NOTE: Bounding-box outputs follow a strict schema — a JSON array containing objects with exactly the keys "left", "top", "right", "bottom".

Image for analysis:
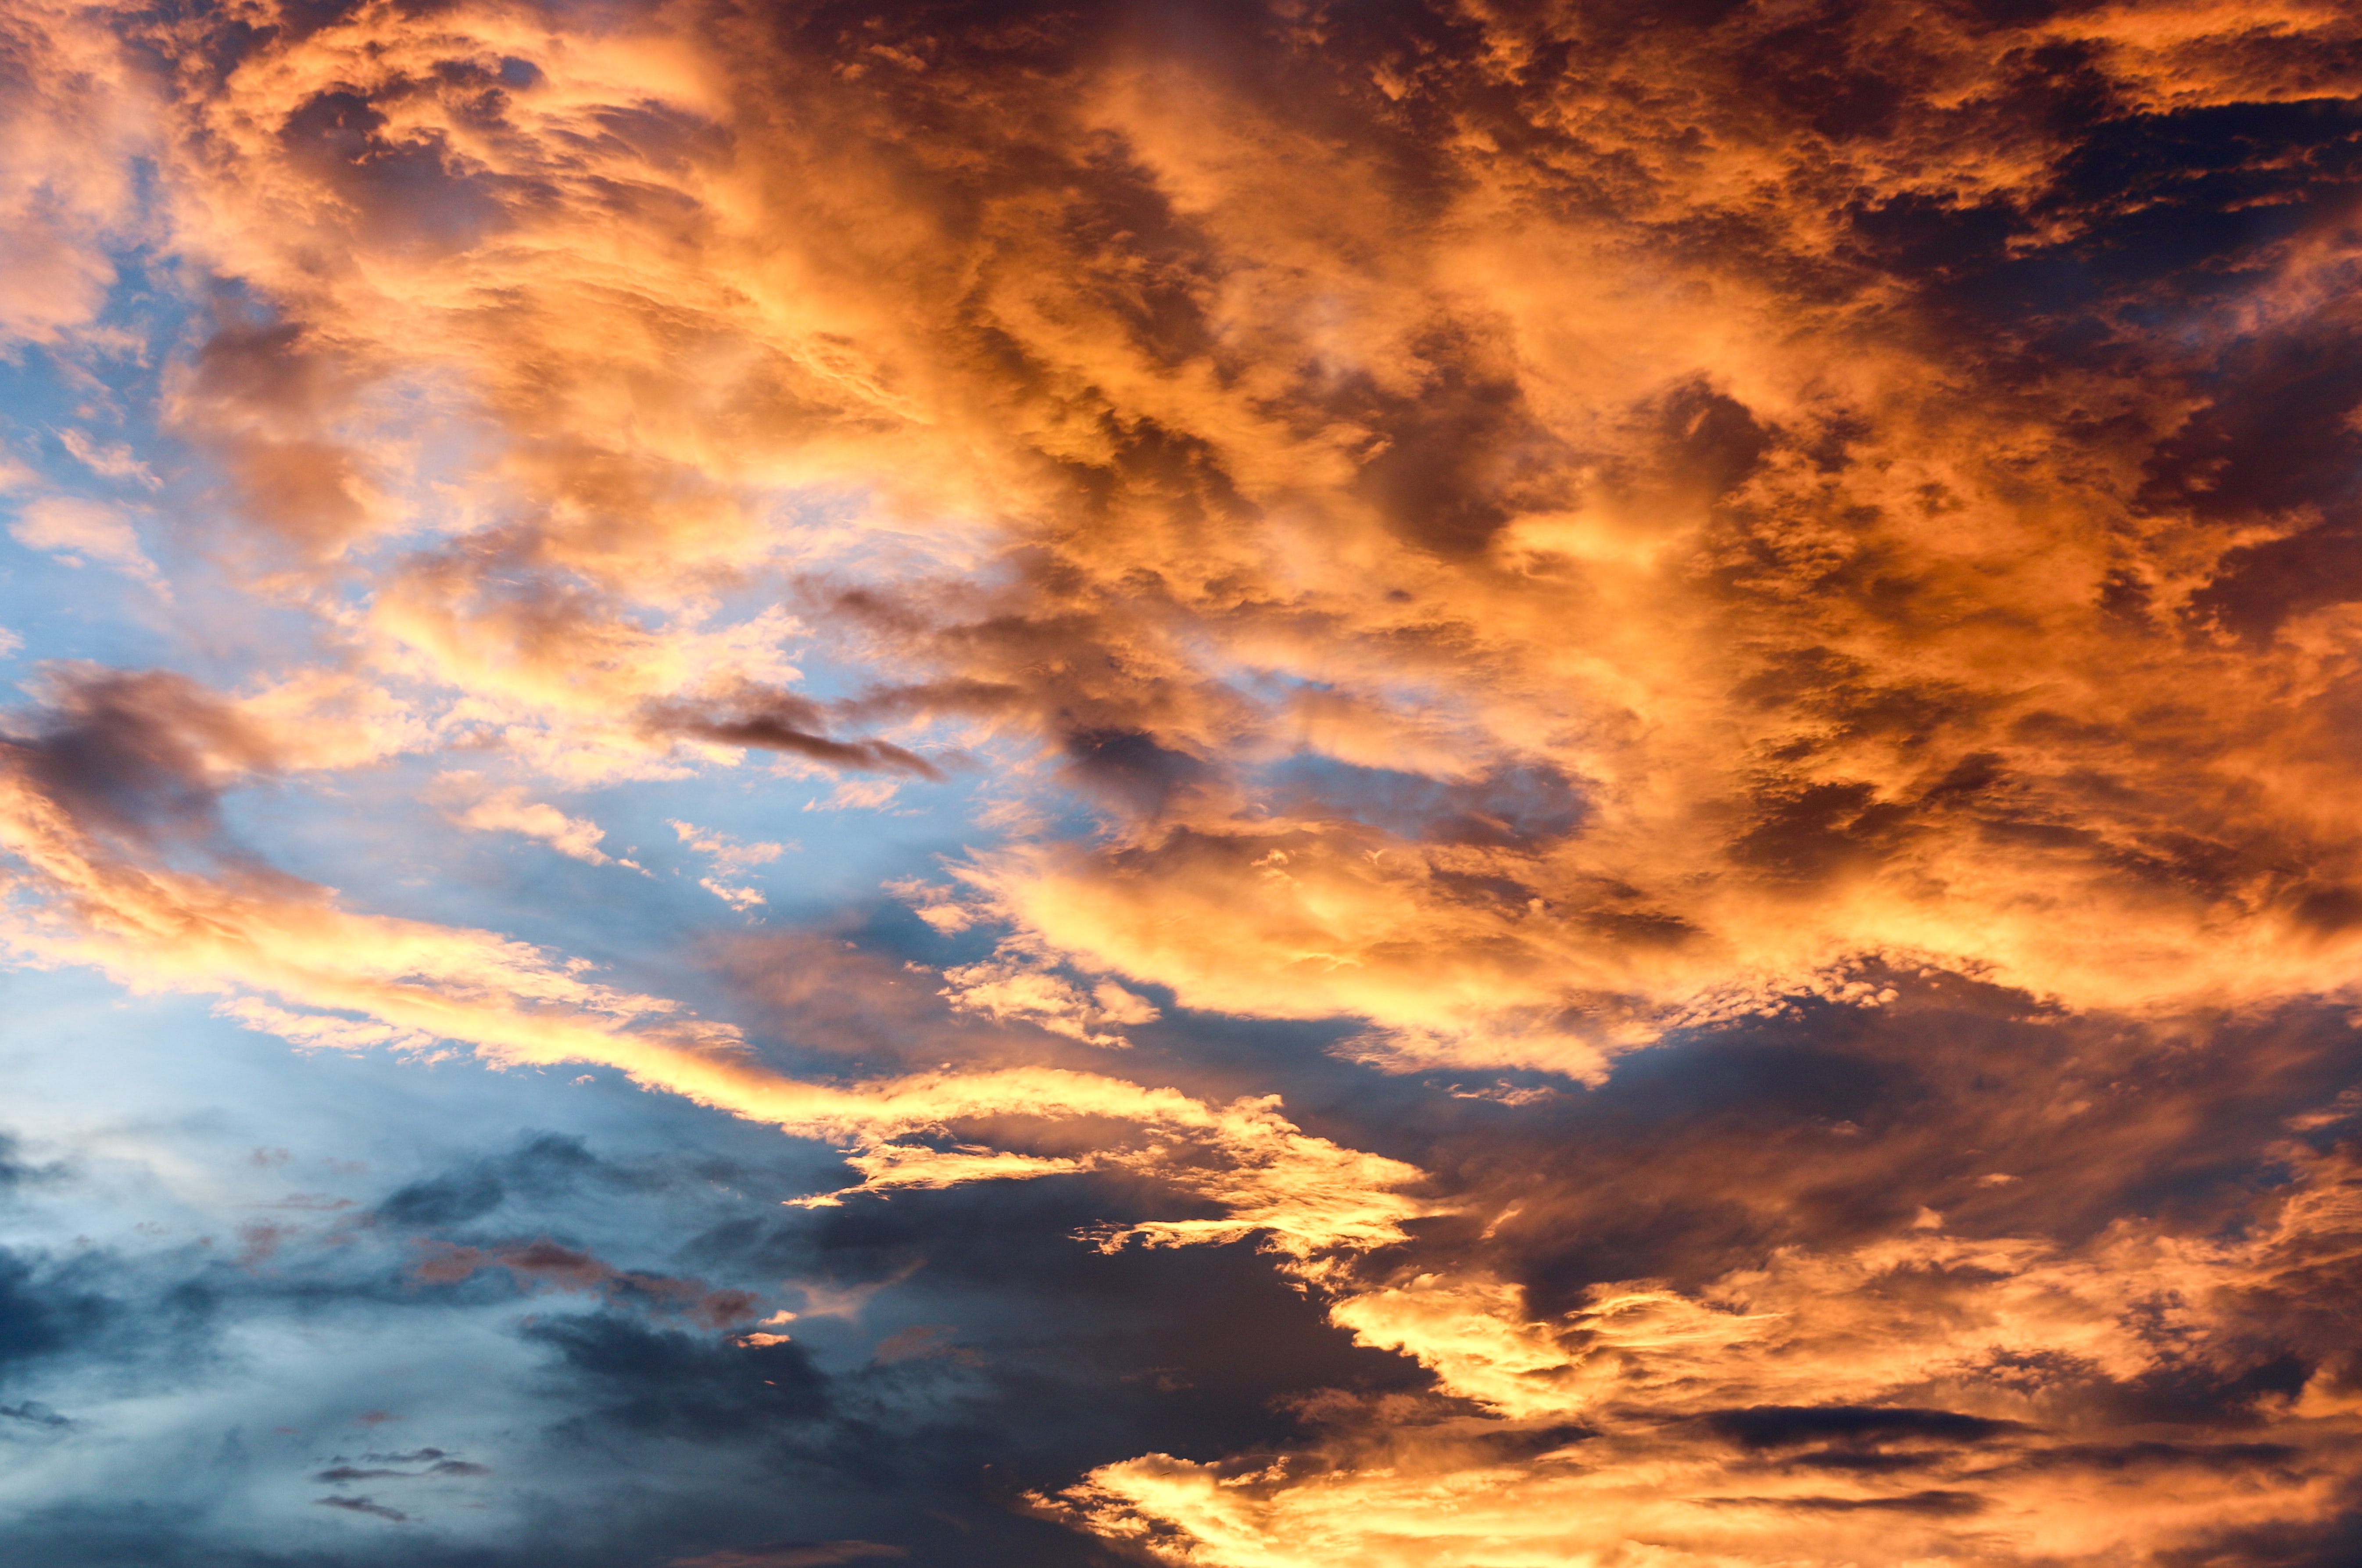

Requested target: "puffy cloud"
[{"left": 79, "top": 0, "right": 2355, "bottom": 1063}]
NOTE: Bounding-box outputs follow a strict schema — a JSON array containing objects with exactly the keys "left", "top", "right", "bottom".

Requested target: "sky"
[{"left": 2, "top": 1, "right": 2362, "bottom": 1564}]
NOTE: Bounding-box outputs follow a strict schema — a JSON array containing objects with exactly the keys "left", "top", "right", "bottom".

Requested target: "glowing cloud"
[{"left": 5, "top": 0, "right": 2362, "bottom": 1562}]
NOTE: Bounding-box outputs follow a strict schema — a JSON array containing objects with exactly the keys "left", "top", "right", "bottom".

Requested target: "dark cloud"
[
  {"left": 1, "top": 668, "right": 274, "bottom": 848},
  {"left": 2159, "top": 1504, "right": 2362, "bottom": 1568},
  {"left": 317, "top": 1493, "right": 409, "bottom": 1521},
  {"left": 1704, "top": 1489, "right": 1990, "bottom": 1516},
  {"left": 1997, "top": 1440, "right": 2301, "bottom": 1476},
  {"left": 0, "top": 1128, "right": 1177, "bottom": 1564},
  {"left": 1703, "top": 1405, "right": 2023, "bottom": 1451},
  {"left": 375, "top": 1132, "right": 625, "bottom": 1228},
  {"left": 0, "top": 1398, "right": 69, "bottom": 1427},
  {"left": 0, "top": 1132, "right": 61, "bottom": 1193},
  {"left": 0, "top": 1247, "right": 113, "bottom": 1369},
  {"left": 525, "top": 1313, "right": 829, "bottom": 1440},
  {"left": 1060, "top": 728, "right": 1207, "bottom": 818},
  {"left": 315, "top": 1458, "right": 490, "bottom": 1481},
  {"left": 1385, "top": 979, "right": 2362, "bottom": 1302},
  {"left": 666, "top": 1545, "right": 905, "bottom": 1568},
  {"left": 642, "top": 693, "right": 947, "bottom": 779}
]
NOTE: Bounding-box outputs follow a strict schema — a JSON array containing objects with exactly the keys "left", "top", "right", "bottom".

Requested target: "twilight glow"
[{"left": 4, "top": 2, "right": 2362, "bottom": 1564}]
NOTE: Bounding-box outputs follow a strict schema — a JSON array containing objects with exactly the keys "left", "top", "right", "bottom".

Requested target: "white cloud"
[
  {"left": 8, "top": 494, "right": 166, "bottom": 594},
  {"left": 698, "top": 876, "right": 766, "bottom": 911},
  {"left": 215, "top": 997, "right": 441, "bottom": 1056},
  {"left": 883, "top": 877, "right": 976, "bottom": 934},
  {"left": 58, "top": 429, "right": 160, "bottom": 488},
  {"left": 803, "top": 777, "right": 902, "bottom": 812},
  {"left": 432, "top": 771, "right": 634, "bottom": 867},
  {"left": 671, "top": 819, "right": 791, "bottom": 909}
]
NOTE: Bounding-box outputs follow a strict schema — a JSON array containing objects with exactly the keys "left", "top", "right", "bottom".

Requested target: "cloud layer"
[{"left": 4, "top": 0, "right": 2362, "bottom": 1563}]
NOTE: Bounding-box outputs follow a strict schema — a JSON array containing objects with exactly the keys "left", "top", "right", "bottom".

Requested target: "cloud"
[
  {"left": 315, "top": 1495, "right": 406, "bottom": 1522},
  {"left": 523, "top": 1313, "right": 830, "bottom": 1439},
  {"left": 217, "top": 998, "right": 440, "bottom": 1056},
  {"left": 667, "top": 1544, "right": 905, "bottom": 1568},
  {"left": 410, "top": 1235, "right": 761, "bottom": 1329},
  {"left": 803, "top": 778, "right": 902, "bottom": 813},
  {"left": 7, "top": 496, "right": 166, "bottom": 593},
  {"left": 6, "top": 0, "right": 2362, "bottom": 1562},
  {"left": 939, "top": 947, "right": 1160, "bottom": 1048},
  {"left": 0, "top": 1400, "right": 69, "bottom": 1427},
  {"left": 313, "top": 1458, "right": 490, "bottom": 1482},
  {"left": 0, "top": 665, "right": 1439, "bottom": 1282},
  {"left": 57, "top": 430, "right": 160, "bottom": 490},
  {"left": 1701, "top": 1405, "right": 2026, "bottom": 1451},
  {"left": 671, "top": 819, "right": 788, "bottom": 909},
  {"left": 435, "top": 770, "right": 629, "bottom": 866},
  {"left": 669, "top": 820, "right": 789, "bottom": 877},
  {"left": 869, "top": 1324, "right": 979, "bottom": 1367},
  {"left": 0, "top": 0, "right": 150, "bottom": 346},
  {"left": 1041, "top": 999, "right": 2362, "bottom": 1563}
]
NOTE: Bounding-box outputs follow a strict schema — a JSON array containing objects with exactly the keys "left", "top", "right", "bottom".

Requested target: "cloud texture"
[{"left": 5, "top": 0, "right": 2362, "bottom": 1562}]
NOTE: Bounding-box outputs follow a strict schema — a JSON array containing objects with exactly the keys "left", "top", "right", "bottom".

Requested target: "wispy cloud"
[
  {"left": 8, "top": 495, "right": 166, "bottom": 594},
  {"left": 669, "top": 819, "right": 790, "bottom": 909}
]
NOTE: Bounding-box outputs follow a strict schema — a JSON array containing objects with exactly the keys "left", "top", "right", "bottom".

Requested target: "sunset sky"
[{"left": 4, "top": 2, "right": 2362, "bottom": 1564}]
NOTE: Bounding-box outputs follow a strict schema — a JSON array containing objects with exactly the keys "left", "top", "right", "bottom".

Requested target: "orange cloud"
[
  {"left": 11, "top": 0, "right": 2362, "bottom": 1560},
  {"left": 1052, "top": 1140, "right": 2362, "bottom": 1564}
]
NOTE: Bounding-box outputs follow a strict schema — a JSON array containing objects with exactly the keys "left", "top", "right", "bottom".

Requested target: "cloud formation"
[
  {"left": 67, "top": 0, "right": 2362, "bottom": 1061},
  {"left": 5, "top": 0, "right": 2362, "bottom": 1563}
]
